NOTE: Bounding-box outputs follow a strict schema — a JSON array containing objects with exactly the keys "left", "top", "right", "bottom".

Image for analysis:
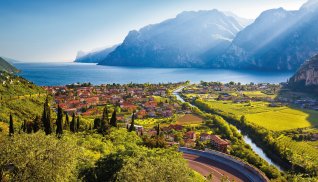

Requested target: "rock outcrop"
[{"left": 289, "top": 54, "right": 318, "bottom": 92}]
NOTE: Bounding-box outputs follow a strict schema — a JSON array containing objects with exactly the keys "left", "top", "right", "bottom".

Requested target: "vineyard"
[
  {"left": 245, "top": 109, "right": 313, "bottom": 131},
  {"left": 275, "top": 135, "right": 318, "bottom": 173},
  {"left": 193, "top": 98, "right": 317, "bottom": 131}
]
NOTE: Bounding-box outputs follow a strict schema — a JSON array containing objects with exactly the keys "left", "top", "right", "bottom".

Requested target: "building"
[
  {"left": 210, "top": 135, "right": 229, "bottom": 153},
  {"left": 184, "top": 131, "right": 196, "bottom": 141},
  {"left": 200, "top": 133, "right": 211, "bottom": 141}
]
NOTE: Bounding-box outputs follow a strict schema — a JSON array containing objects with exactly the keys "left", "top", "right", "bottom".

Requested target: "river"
[{"left": 173, "top": 87, "right": 284, "bottom": 171}]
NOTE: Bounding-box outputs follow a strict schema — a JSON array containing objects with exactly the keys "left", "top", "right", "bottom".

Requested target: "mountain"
[
  {"left": 99, "top": 10, "right": 248, "bottom": 68},
  {"left": 75, "top": 44, "right": 119, "bottom": 63},
  {"left": 2, "top": 57, "right": 20, "bottom": 64},
  {"left": 288, "top": 54, "right": 318, "bottom": 92},
  {"left": 0, "top": 57, "right": 20, "bottom": 73},
  {"left": 223, "top": 12, "right": 254, "bottom": 27},
  {"left": 215, "top": 0, "right": 318, "bottom": 70}
]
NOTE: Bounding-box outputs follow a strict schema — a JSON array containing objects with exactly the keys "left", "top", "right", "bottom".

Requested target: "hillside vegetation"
[{"left": 0, "top": 71, "right": 46, "bottom": 123}]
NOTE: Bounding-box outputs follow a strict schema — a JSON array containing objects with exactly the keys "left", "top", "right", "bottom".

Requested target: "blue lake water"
[{"left": 15, "top": 62, "right": 293, "bottom": 86}]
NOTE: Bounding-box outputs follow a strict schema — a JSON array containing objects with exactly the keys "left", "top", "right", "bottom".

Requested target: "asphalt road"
[{"left": 183, "top": 153, "right": 250, "bottom": 182}]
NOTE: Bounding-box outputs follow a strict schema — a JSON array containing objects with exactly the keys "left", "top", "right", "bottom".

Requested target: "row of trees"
[
  {"left": 93, "top": 106, "right": 117, "bottom": 135},
  {"left": 8, "top": 96, "right": 81, "bottom": 137}
]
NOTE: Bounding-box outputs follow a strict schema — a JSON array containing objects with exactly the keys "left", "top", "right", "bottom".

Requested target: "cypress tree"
[
  {"left": 110, "top": 110, "right": 117, "bottom": 127},
  {"left": 22, "top": 120, "right": 26, "bottom": 132},
  {"left": 93, "top": 118, "right": 101, "bottom": 130},
  {"left": 99, "top": 106, "right": 109, "bottom": 134},
  {"left": 33, "top": 116, "right": 40, "bottom": 133},
  {"left": 76, "top": 116, "right": 80, "bottom": 132},
  {"left": 9, "top": 114, "right": 14, "bottom": 136},
  {"left": 156, "top": 124, "right": 160, "bottom": 136},
  {"left": 56, "top": 105, "right": 63, "bottom": 137},
  {"left": 64, "top": 112, "right": 70, "bottom": 130},
  {"left": 70, "top": 113, "right": 76, "bottom": 133},
  {"left": 26, "top": 121, "right": 33, "bottom": 134},
  {"left": 42, "top": 96, "right": 52, "bottom": 135},
  {"left": 128, "top": 112, "right": 135, "bottom": 132}
]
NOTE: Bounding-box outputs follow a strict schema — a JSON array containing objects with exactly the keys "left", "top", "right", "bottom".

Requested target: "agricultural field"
[
  {"left": 176, "top": 114, "right": 203, "bottom": 126},
  {"left": 242, "top": 91, "right": 276, "bottom": 99},
  {"left": 276, "top": 135, "right": 318, "bottom": 168},
  {"left": 135, "top": 114, "right": 204, "bottom": 128},
  {"left": 245, "top": 108, "right": 316, "bottom": 131},
  {"left": 135, "top": 117, "right": 175, "bottom": 128},
  {"left": 152, "top": 96, "right": 170, "bottom": 103},
  {"left": 193, "top": 98, "right": 318, "bottom": 131}
]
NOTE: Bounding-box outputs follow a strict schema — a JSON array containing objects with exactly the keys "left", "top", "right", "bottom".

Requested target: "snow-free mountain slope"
[{"left": 99, "top": 10, "right": 247, "bottom": 67}]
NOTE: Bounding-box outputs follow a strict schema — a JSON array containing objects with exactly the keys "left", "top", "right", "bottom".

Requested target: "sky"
[{"left": 0, "top": 0, "right": 307, "bottom": 62}]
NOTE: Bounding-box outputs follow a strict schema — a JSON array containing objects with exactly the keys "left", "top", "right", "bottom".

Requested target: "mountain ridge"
[
  {"left": 214, "top": 1, "right": 318, "bottom": 70},
  {"left": 98, "top": 9, "right": 247, "bottom": 68},
  {"left": 74, "top": 44, "right": 119, "bottom": 63},
  {"left": 0, "top": 57, "right": 20, "bottom": 73}
]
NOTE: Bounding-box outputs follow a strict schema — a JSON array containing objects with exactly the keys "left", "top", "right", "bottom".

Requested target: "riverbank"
[{"left": 173, "top": 87, "right": 285, "bottom": 171}]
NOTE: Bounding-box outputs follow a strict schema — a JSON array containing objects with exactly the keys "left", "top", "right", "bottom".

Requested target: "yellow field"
[
  {"left": 242, "top": 91, "right": 276, "bottom": 99},
  {"left": 246, "top": 109, "right": 313, "bottom": 131},
  {"left": 201, "top": 100, "right": 318, "bottom": 131},
  {"left": 152, "top": 96, "right": 170, "bottom": 103}
]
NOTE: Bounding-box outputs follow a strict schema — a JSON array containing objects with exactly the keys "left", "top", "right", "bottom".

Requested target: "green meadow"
[{"left": 195, "top": 99, "right": 318, "bottom": 131}]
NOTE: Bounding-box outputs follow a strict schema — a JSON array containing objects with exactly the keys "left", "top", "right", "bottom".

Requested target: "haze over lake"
[{"left": 15, "top": 63, "right": 293, "bottom": 86}]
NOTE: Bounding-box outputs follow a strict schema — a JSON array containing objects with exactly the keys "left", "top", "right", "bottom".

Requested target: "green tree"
[
  {"left": 110, "top": 110, "right": 117, "bottom": 127},
  {"left": 21, "top": 120, "right": 26, "bottom": 133},
  {"left": 33, "top": 116, "right": 40, "bottom": 133},
  {"left": 0, "top": 132, "right": 80, "bottom": 181},
  {"left": 25, "top": 121, "right": 33, "bottom": 134},
  {"left": 9, "top": 114, "right": 14, "bottom": 136},
  {"left": 76, "top": 117, "right": 80, "bottom": 132},
  {"left": 56, "top": 105, "right": 63, "bottom": 137},
  {"left": 42, "top": 97, "right": 52, "bottom": 135},
  {"left": 64, "top": 112, "right": 70, "bottom": 130},
  {"left": 93, "top": 118, "right": 101, "bottom": 130},
  {"left": 156, "top": 124, "right": 160, "bottom": 136},
  {"left": 70, "top": 113, "right": 76, "bottom": 133},
  {"left": 99, "top": 106, "right": 109, "bottom": 134},
  {"left": 128, "top": 112, "right": 135, "bottom": 132}
]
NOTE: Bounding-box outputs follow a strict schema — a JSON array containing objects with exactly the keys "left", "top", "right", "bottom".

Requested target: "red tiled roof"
[{"left": 210, "top": 135, "right": 229, "bottom": 145}]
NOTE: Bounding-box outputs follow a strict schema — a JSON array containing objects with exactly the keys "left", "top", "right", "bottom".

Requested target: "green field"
[
  {"left": 195, "top": 99, "right": 318, "bottom": 131},
  {"left": 242, "top": 91, "right": 276, "bottom": 99},
  {"left": 246, "top": 109, "right": 316, "bottom": 131},
  {"left": 276, "top": 135, "right": 318, "bottom": 168}
]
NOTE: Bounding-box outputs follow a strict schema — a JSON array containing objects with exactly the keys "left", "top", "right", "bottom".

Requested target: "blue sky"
[{"left": 0, "top": 0, "right": 307, "bottom": 62}]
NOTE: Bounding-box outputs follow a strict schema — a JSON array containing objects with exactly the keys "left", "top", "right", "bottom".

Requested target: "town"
[{"left": 45, "top": 82, "right": 231, "bottom": 153}]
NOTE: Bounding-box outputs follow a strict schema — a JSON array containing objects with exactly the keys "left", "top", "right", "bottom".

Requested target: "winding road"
[{"left": 184, "top": 153, "right": 247, "bottom": 182}]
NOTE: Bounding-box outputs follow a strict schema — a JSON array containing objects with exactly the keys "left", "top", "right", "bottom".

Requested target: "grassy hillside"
[
  {"left": 0, "top": 71, "right": 47, "bottom": 125},
  {"left": 0, "top": 57, "right": 19, "bottom": 73}
]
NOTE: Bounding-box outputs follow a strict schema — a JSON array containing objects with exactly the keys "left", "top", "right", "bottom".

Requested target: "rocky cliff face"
[
  {"left": 289, "top": 54, "right": 318, "bottom": 91},
  {"left": 99, "top": 10, "right": 247, "bottom": 68},
  {"left": 215, "top": 1, "right": 318, "bottom": 71}
]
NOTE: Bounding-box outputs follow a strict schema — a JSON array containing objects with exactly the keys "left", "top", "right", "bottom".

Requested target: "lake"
[{"left": 15, "top": 62, "right": 293, "bottom": 86}]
